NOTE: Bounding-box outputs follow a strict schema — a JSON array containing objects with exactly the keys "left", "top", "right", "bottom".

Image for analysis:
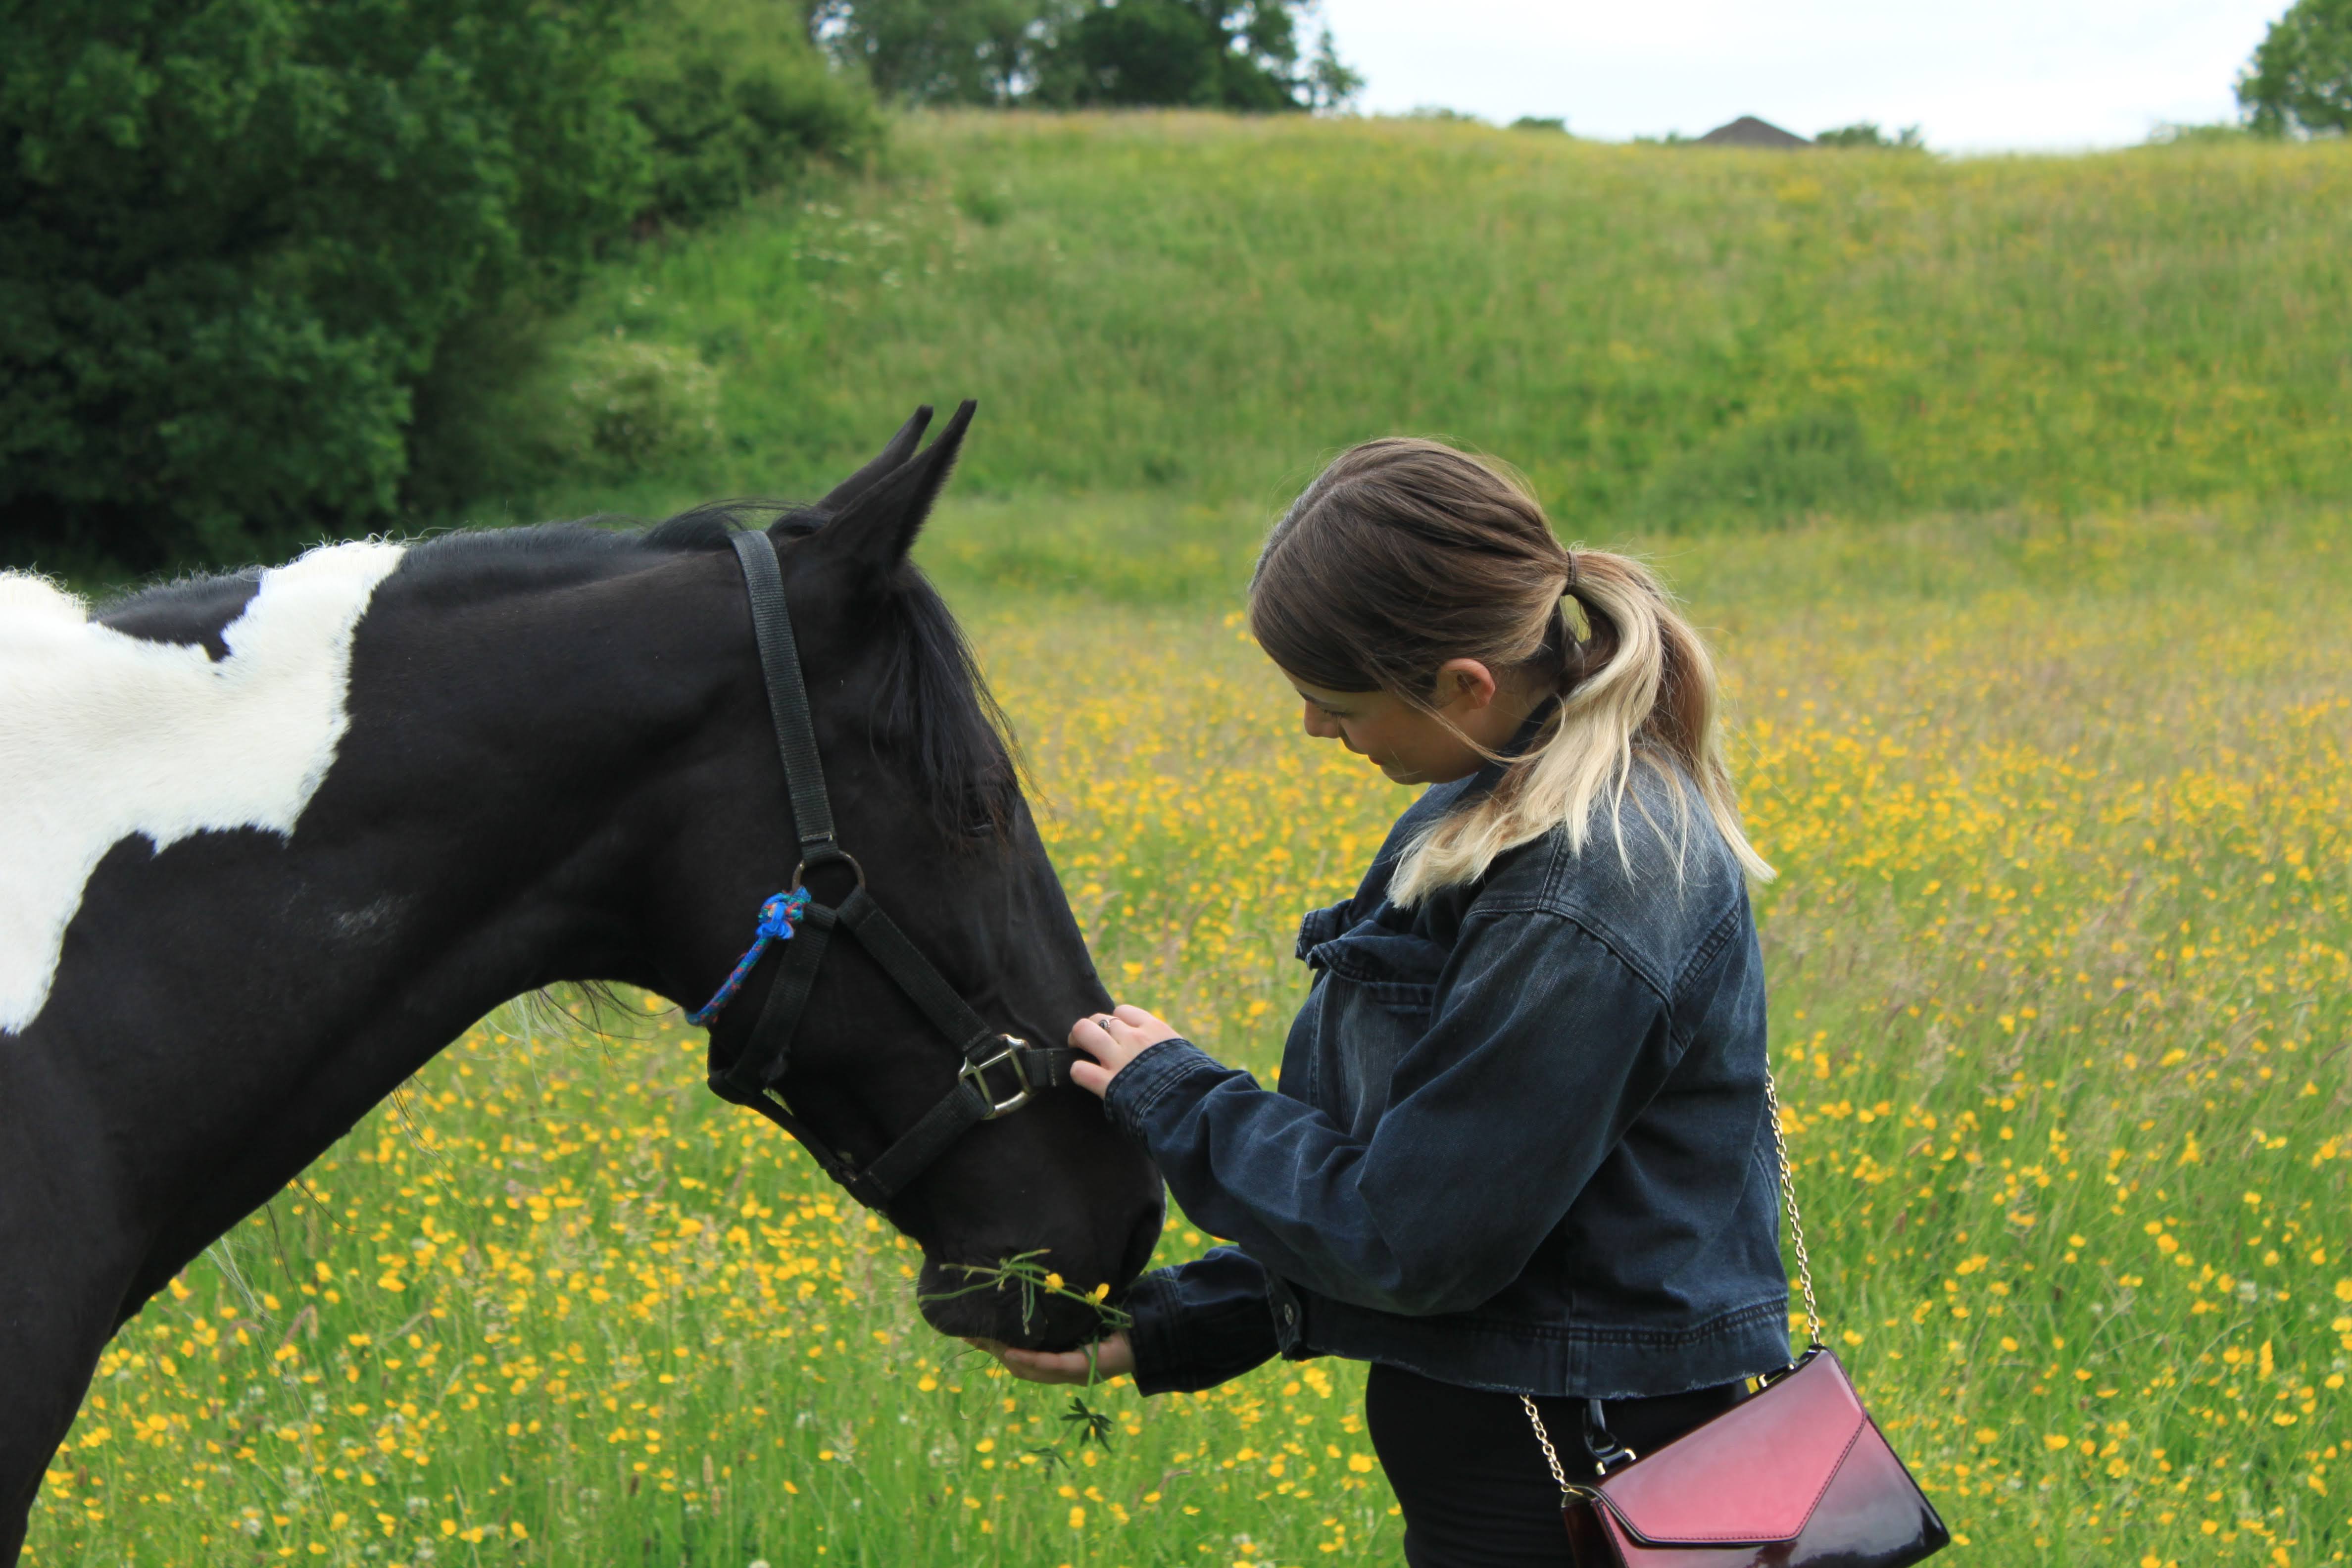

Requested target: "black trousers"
[{"left": 1364, "top": 1362, "right": 1748, "bottom": 1568}]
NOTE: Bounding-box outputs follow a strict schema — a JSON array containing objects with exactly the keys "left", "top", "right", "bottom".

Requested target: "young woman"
[{"left": 971, "top": 438, "right": 1789, "bottom": 1567}]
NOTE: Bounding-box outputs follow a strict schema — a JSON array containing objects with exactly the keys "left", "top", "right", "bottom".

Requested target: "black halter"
[{"left": 697, "top": 528, "right": 1080, "bottom": 1210}]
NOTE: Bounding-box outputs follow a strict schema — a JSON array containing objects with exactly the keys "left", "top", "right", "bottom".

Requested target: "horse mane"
[{"left": 91, "top": 508, "right": 1021, "bottom": 849}]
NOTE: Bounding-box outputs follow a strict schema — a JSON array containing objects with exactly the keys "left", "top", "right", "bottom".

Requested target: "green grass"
[
  {"left": 468, "top": 111, "right": 2352, "bottom": 562},
  {"left": 29, "top": 506, "right": 2352, "bottom": 1568},
  {"left": 24, "top": 111, "right": 2352, "bottom": 1568}
]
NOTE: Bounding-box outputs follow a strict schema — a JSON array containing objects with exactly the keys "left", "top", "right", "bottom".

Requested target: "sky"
[{"left": 1315, "top": 0, "right": 2290, "bottom": 152}]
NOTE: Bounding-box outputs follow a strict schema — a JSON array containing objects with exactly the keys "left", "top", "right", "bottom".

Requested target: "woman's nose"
[{"left": 1301, "top": 703, "right": 1338, "bottom": 739}]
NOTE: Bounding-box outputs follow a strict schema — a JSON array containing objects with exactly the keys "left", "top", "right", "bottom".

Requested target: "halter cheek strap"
[{"left": 696, "top": 528, "right": 1079, "bottom": 1211}]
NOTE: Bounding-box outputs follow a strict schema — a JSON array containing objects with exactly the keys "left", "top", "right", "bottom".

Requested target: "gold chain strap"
[
  {"left": 1762, "top": 1063, "right": 1824, "bottom": 1349},
  {"left": 1521, "top": 1395, "right": 1574, "bottom": 1500},
  {"left": 1520, "top": 1059, "right": 1824, "bottom": 1492}
]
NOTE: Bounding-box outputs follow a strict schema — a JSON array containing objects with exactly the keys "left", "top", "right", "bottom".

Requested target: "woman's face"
[{"left": 1285, "top": 660, "right": 1533, "bottom": 786}]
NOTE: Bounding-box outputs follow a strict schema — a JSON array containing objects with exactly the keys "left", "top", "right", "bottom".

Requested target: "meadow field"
[
  {"left": 27, "top": 506, "right": 2351, "bottom": 1568},
  {"left": 25, "top": 113, "right": 2352, "bottom": 1567}
]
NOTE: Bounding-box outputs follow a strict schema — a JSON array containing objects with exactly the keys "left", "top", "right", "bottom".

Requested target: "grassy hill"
[{"left": 487, "top": 111, "right": 2352, "bottom": 594}]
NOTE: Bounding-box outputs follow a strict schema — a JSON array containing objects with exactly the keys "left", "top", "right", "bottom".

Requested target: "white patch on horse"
[{"left": 0, "top": 540, "right": 407, "bottom": 1035}]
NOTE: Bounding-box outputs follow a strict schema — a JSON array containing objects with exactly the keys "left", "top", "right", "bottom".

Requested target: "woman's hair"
[{"left": 1248, "top": 437, "right": 1773, "bottom": 904}]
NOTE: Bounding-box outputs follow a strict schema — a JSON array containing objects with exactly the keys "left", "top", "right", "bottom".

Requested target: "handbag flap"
[{"left": 1595, "top": 1350, "right": 1868, "bottom": 1546}]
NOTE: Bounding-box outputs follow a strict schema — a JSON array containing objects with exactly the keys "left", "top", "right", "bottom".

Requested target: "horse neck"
[
  {"left": 263, "top": 546, "right": 749, "bottom": 1065},
  {"left": 64, "top": 547, "right": 747, "bottom": 1277}
]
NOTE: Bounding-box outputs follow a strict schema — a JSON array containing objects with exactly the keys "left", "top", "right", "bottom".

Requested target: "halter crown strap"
[{"left": 728, "top": 528, "right": 837, "bottom": 854}]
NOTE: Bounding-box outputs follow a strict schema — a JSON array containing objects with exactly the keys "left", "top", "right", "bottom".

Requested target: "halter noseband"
[{"left": 693, "top": 527, "right": 1079, "bottom": 1210}]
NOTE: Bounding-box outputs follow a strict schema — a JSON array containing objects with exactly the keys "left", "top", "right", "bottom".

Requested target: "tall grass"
[
  {"left": 29, "top": 506, "right": 2351, "bottom": 1567},
  {"left": 489, "top": 112, "right": 2352, "bottom": 560}
]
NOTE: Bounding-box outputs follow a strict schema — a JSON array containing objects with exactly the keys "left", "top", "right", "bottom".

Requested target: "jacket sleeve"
[
  {"left": 1103, "top": 910, "right": 1670, "bottom": 1318},
  {"left": 1121, "top": 1246, "right": 1281, "bottom": 1395}
]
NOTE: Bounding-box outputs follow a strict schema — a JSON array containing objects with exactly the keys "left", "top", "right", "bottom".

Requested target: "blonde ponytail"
[
  {"left": 1388, "top": 548, "right": 1773, "bottom": 904},
  {"left": 1249, "top": 438, "right": 1772, "bottom": 906}
]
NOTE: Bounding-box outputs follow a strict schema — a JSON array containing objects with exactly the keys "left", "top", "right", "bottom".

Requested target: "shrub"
[
  {"left": 2, "top": 0, "right": 876, "bottom": 575},
  {"left": 405, "top": 0, "right": 877, "bottom": 521},
  {"left": 625, "top": 0, "right": 880, "bottom": 227},
  {"left": 2239, "top": 0, "right": 2352, "bottom": 136},
  {"left": 559, "top": 337, "right": 723, "bottom": 475},
  {"left": 0, "top": 0, "right": 655, "bottom": 572}
]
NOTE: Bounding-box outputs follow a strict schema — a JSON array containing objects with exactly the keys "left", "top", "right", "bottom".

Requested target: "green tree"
[
  {"left": 1816, "top": 121, "right": 1927, "bottom": 150},
  {"left": 812, "top": 0, "right": 1359, "bottom": 111},
  {"left": 1039, "top": 0, "right": 1225, "bottom": 107},
  {"left": 1032, "top": 0, "right": 1357, "bottom": 111},
  {"left": 1, "top": 0, "right": 652, "bottom": 570},
  {"left": 2239, "top": 0, "right": 2352, "bottom": 136},
  {"left": 405, "top": 1, "right": 878, "bottom": 516},
  {"left": 2, "top": 0, "right": 876, "bottom": 572},
  {"left": 809, "top": 0, "right": 1066, "bottom": 104},
  {"left": 627, "top": 0, "right": 880, "bottom": 225}
]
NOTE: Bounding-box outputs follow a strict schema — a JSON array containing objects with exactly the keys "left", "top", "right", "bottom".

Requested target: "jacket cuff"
[
  {"left": 1121, "top": 1250, "right": 1282, "bottom": 1396},
  {"left": 1101, "top": 1038, "right": 1235, "bottom": 1142},
  {"left": 1123, "top": 1268, "right": 1191, "bottom": 1395}
]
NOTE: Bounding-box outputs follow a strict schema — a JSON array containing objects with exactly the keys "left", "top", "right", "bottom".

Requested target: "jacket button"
[{"left": 1280, "top": 1303, "right": 1297, "bottom": 1327}]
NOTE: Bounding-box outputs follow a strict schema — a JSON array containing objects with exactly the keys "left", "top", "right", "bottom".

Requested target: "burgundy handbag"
[{"left": 1522, "top": 1071, "right": 1950, "bottom": 1568}]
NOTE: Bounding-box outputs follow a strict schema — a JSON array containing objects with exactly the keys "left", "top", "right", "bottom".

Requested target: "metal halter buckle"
[{"left": 959, "top": 1038, "right": 1033, "bottom": 1118}]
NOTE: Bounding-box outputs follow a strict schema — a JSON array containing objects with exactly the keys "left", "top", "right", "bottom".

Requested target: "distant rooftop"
[{"left": 1695, "top": 116, "right": 1813, "bottom": 148}]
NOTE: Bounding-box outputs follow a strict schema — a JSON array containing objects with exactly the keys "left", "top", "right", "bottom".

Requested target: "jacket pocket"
[{"left": 1300, "top": 906, "right": 1450, "bottom": 1021}]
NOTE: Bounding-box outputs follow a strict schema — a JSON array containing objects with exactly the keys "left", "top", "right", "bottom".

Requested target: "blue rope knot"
[{"left": 687, "top": 887, "right": 811, "bottom": 1026}]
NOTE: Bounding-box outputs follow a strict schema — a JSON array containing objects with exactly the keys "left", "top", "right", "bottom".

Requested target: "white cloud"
[{"left": 1316, "top": 0, "right": 2286, "bottom": 150}]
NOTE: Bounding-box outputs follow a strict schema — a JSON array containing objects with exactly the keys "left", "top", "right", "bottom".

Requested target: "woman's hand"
[
  {"left": 964, "top": 1330, "right": 1135, "bottom": 1386},
  {"left": 1067, "top": 1004, "right": 1182, "bottom": 1098}
]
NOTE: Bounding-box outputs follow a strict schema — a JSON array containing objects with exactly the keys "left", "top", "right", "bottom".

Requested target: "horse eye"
[{"left": 958, "top": 786, "right": 1001, "bottom": 838}]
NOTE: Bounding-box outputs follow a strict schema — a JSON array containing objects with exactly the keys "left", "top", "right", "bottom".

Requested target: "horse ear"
[
  {"left": 768, "top": 405, "right": 934, "bottom": 537},
  {"left": 806, "top": 399, "right": 976, "bottom": 574},
  {"left": 819, "top": 405, "right": 934, "bottom": 513}
]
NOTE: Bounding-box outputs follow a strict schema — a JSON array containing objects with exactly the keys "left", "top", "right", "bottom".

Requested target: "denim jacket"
[{"left": 1104, "top": 752, "right": 1790, "bottom": 1400}]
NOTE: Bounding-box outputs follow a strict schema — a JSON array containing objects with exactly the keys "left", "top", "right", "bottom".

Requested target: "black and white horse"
[{"left": 0, "top": 407, "right": 1164, "bottom": 1561}]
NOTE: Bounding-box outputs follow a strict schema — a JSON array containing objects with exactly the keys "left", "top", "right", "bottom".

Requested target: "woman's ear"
[{"left": 1434, "top": 658, "right": 1499, "bottom": 712}]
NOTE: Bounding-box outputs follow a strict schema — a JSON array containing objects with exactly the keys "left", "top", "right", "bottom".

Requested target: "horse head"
[{"left": 638, "top": 404, "right": 1165, "bottom": 1350}]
